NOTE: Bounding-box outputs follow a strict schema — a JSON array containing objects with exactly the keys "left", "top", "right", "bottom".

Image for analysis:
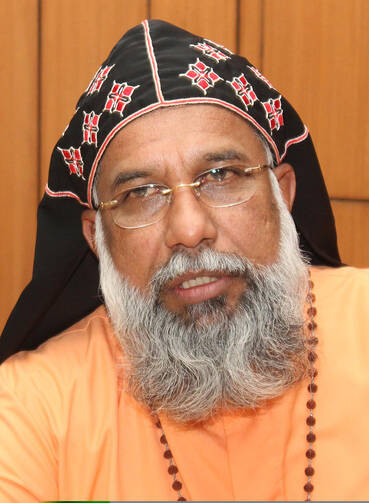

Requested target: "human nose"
[{"left": 164, "top": 185, "right": 217, "bottom": 250}]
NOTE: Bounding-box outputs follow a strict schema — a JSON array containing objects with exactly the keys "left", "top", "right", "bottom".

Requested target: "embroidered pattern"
[
  {"left": 227, "top": 74, "right": 257, "bottom": 109},
  {"left": 103, "top": 81, "right": 139, "bottom": 116},
  {"left": 82, "top": 111, "right": 100, "bottom": 146},
  {"left": 86, "top": 65, "right": 114, "bottom": 95},
  {"left": 262, "top": 96, "right": 284, "bottom": 131},
  {"left": 204, "top": 38, "right": 233, "bottom": 55},
  {"left": 180, "top": 59, "right": 222, "bottom": 95},
  {"left": 58, "top": 146, "right": 85, "bottom": 179},
  {"left": 248, "top": 66, "right": 274, "bottom": 89},
  {"left": 190, "top": 42, "right": 230, "bottom": 62}
]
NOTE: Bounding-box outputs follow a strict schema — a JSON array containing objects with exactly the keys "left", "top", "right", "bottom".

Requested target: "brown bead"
[
  {"left": 160, "top": 434, "right": 167, "bottom": 444},
  {"left": 308, "top": 351, "right": 317, "bottom": 362},
  {"left": 155, "top": 419, "right": 162, "bottom": 429},
  {"left": 306, "top": 432, "right": 316, "bottom": 443},
  {"left": 307, "top": 307, "right": 317, "bottom": 317},
  {"left": 178, "top": 497, "right": 187, "bottom": 501},
  {"left": 172, "top": 480, "right": 182, "bottom": 491},
  {"left": 307, "top": 383, "right": 318, "bottom": 393},
  {"left": 164, "top": 449, "right": 173, "bottom": 459},
  {"left": 304, "top": 482, "right": 314, "bottom": 493},
  {"left": 168, "top": 465, "right": 179, "bottom": 475},
  {"left": 307, "top": 321, "right": 317, "bottom": 331},
  {"left": 306, "top": 448, "right": 316, "bottom": 459},
  {"left": 307, "top": 336, "right": 319, "bottom": 346},
  {"left": 306, "top": 415, "right": 316, "bottom": 426},
  {"left": 308, "top": 280, "right": 314, "bottom": 290},
  {"left": 305, "top": 466, "right": 315, "bottom": 477},
  {"left": 306, "top": 399, "right": 316, "bottom": 409},
  {"left": 308, "top": 368, "right": 318, "bottom": 378}
]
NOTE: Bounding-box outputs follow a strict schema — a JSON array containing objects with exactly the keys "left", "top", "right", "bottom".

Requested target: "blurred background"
[{"left": 1, "top": 0, "right": 368, "bottom": 332}]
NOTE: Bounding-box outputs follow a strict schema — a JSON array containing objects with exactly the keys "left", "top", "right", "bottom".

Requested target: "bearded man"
[{"left": 0, "top": 20, "right": 368, "bottom": 502}]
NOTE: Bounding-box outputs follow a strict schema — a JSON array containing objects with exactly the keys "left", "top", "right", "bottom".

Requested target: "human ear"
[
  {"left": 272, "top": 163, "right": 296, "bottom": 212},
  {"left": 81, "top": 209, "right": 98, "bottom": 256}
]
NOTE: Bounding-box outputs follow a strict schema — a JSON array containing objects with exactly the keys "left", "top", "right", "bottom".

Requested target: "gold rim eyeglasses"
[{"left": 98, "top": 164, "right": 271, "bottom": 229}]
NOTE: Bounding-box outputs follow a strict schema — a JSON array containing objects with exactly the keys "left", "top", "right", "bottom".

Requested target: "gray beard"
[{"left": 95, "top": 172, "right": 310, "bottom": 423}]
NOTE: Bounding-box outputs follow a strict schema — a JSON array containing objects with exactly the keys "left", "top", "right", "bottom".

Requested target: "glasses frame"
[{"left": 98, "top": 164, "right": 271, "bottom": 229}]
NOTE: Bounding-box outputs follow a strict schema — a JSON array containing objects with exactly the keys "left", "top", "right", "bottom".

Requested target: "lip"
[{"left": 170, "top": 273, "right": 232, "bottom": 304}]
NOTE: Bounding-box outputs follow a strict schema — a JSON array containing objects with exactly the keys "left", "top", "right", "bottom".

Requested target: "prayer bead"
[
  {"left": 160, "top": 434, "right": 167, "bottom": 444},
  {"left": 173, "top": 480, "right": 182, "bottom": 491},
  {"left": 308, "top": 351, "right": 317, "bottom": 362},
  {"left": 306, "top": 449, "right": 316, "bottom": 459},
  {"left": 307, "top": 307, "right": 317, "bottom": 317},
  {"left": 305, "top": 466, "right": 315, "bottom": 476},
  {"left": 307, "top": 383, "right": 318, "bottom": 393},
  {"left": 164, "top": 449, "right": 173, "bottom": 459},
  {"left": 308, "top": 321, "right": 317, "bottom": 331},
  {"left": 306, "top": 432, "right": 316, "bottom": 443},
  {"left": 307, "top": 399, "right": 316, "bottom": 409},
  {"left": 308, "top": 336, "right": 319, "bottom": 346},
  {"left": 304, "top": 482, "right": 314, "bottom": 493},
  {"left": 168, "top": 465, "right": 179, "bottom": 475},
  {"left": 306, "top": 416, "right": 316, "bottom": 426},
  {"left": 308, "top": 368, "right": 318, "bottom": 378}
]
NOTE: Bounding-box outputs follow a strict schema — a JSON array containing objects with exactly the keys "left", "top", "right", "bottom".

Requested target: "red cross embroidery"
[
  {"left": 180, "top": 59, "right": 222, "bottom": 94},
  {"left": 82, "top": 111, "right": 100, "bottom": 146},
  {"left": 227, "top": 74, "right": 257, "bottom": 109},
  {"left": 204, "top": 38, "right": 233, "bottom": 55},
  {"left": 104, "top": 81, "right": 139, "bottom": 116},
  {"left": 262, "top": 97, "right": 284, "bottom": 131},
  {"left": 58, "top": 147, "right": 85, "bottom": 179},
  {"left": 249, "top": 66, "right": 274, "bottom": 89},
  {"left": 87, "top": 65, "right": 114, "bottom": 95},
  {"left": 190, "top": 42, "right": 230, "bottom": 62}
]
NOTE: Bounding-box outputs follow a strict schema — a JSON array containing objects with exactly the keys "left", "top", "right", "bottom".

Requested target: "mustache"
[{"left": 150, "top": 248, "right": 257, "bottom": 294}]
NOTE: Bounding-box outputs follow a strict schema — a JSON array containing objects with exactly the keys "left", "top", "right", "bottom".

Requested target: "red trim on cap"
[
  {"left": 280, "top": 125, "right": 309, "bottom": 161},
  {"left": 45, "top": 185, "right": 89, "bottom": 207},
  {"left": 142, "top": 20, "right": 164, "bottom": 103}
]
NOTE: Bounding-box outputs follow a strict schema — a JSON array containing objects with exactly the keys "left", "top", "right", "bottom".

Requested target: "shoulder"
[
  {"left": 310, "top": 265, "right": 369, "bottom": 364},
  {"left": 311, "top": 265, "right": 369, "bottom": 305},
  {"left": 0, "top": 305, "right": 119, "bottom": 416}
]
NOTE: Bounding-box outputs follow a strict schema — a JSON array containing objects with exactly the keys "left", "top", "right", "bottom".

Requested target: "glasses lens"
[
  {"left": 112, "top": 184, "right": 168, "bottom": 228},
  {"left": 197, "top": 167, "right": 258, "bottom": 207}
]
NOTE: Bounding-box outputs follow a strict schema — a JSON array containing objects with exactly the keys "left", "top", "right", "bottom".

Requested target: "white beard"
[{"left": 95, "top": 171, "right": 310, "bottom": 423}]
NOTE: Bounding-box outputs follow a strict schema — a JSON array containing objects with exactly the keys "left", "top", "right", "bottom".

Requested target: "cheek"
[
  {"left": 107, "top": 227, "right": 167, "bottom": 289},
  {"left": 217, "top": 200, "right": 280, "bottom": 264}
]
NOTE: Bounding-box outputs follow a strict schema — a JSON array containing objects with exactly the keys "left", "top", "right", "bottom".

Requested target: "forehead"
[{"left": 97, "top": 105, "right": 267, "bottom": 190}]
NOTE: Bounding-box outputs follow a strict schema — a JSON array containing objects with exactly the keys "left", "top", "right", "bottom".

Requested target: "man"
[{"left": 0, "top": 20, "right": 368, "bottom": 501}]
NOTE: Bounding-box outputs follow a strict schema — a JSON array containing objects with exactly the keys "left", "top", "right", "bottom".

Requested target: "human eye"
[
  {"left": 118, "top": 184, "right": 160, "bottom": 202},
  {"left": 199, "top": 167, "right": 241, "bottom": 184}
]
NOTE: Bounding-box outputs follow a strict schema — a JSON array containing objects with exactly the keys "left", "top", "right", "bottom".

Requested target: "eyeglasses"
[{"left": 99, "top": 164, "right": 270, "bottom": 229}]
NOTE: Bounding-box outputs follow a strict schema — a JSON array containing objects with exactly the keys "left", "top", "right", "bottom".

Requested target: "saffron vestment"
[{"left": 0, "top": 266, "right": 368, "bottom": 502}]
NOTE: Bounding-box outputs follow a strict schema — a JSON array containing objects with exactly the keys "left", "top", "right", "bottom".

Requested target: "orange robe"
[{"left": 0, "top": 266, "right": 368, "bottom": 501}]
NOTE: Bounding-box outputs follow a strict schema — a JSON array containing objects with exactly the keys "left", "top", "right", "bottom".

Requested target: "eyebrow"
[
  {"left": 111, "top": 170, "right": 151, "bottom": 192},
  {"left": 203, "top": 149, "right": 250, "bottom": 163},
  {"left": 110, "top": 149, "right": 250, "bottom": 191}
]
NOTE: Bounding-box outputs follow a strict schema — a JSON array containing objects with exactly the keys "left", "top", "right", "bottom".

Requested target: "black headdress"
[{"left": 0, "top": 20, "right": 340, "bottom": 363}]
